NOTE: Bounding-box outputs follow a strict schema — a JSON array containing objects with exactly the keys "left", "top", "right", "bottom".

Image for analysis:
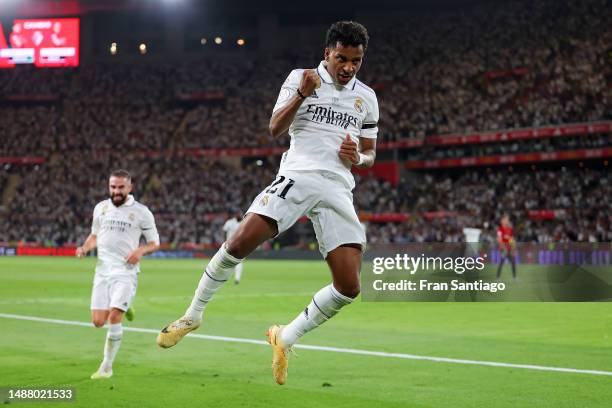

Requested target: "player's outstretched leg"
[
  {"left": 91, "top": 308, "right": 124, "bottom": 379},
  {"left": 156, "top": 244, "right": 239, "bottom": 348},
  {"left": 157, "top": 214, "right": 276, "bottom": 348},
  {"left": 267, "top": 245, "right": 361, "bottom": 385}
]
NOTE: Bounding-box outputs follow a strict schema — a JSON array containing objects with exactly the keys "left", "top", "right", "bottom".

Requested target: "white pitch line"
[
  {"left": 1, "top": 312, "right": 611, "bottom": 377},
  {"left": 0, "top": 293, "right": 314, "bottom": 305}
]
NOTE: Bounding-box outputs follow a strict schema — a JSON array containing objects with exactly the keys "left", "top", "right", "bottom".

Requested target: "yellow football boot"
[
  {"left": 90, "top": 367, "right": 113, "bottom": 379},
  {"left": 266, "top": 325, "right": 290, "bottom": 385},
  {"left": 156, "top": 316, "right": 201, "bottom": 348}
]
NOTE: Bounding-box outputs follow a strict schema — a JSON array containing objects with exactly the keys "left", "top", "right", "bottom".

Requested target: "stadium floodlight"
[
  {"left": 200, "top": 38, "right": 207, "bottom": 45},
  {"left": 237, "top": 38, "right": 245, "bottom": 46},
  {"left": 214, "top": 36, "right": 222, "bottom": 45},
  {"left": 139, "top": 43, "right": 147, "bottom": 54}
]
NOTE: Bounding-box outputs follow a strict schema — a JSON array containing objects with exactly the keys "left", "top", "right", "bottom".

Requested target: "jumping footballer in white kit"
[
  {"left": 76, "top": 169, "right": 160, "bottom": 379},
  {"left": 157, "top": 21, "right": 378, "bottom": 385},
  {"left": 222, "top": 213, "right": 243, "bottom": 284}
]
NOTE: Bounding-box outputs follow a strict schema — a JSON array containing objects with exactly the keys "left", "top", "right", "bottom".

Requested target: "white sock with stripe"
[
  {"left": 185, "top": 243, "right": 242, "bottom": 321},
  {"left": 280, "top": 284, "right": 353, "bottom": 347},
  {"left": 101, "top": 323, "right": 122, "bottom": 371}
]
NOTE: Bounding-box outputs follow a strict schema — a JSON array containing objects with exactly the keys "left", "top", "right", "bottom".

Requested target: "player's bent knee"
[
  {"left": 91, "top": 310, "right": 107, "bottom": 327},
  {"left": 225, "top": 238, "right": 249, "bottom": 259},
  {"left": 337, "top": 283, "right": 361, "bottom": 299},
  {"left": 226, "top": 214, "right": 278, "bottom": 258},
  {"left": 108, "top": 309, "right": 124, "bottom": 324},
  {"left": 92, "top": 319, "right": 106, "bottom": 328}
]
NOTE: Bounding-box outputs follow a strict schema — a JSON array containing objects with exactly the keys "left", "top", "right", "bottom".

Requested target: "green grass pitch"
[{"left": 1, "top": 256, "right": 611, "bottom": 407}]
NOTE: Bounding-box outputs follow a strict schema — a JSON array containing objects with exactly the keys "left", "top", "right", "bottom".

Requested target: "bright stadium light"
[
  {"left": 139, "top": 43, "right": 147, "bottom": 54},
  {"left": 110, "top": 42, "right": 117, "bottom": 55},
  {"left": 237, "top": 38, "right": 245, "bottom": 46},
  {"left": 214, "top": 36, "right": 222, "bottom": 45},
  {"left": 200, "top": 37, "right": 207, "bottom": 45}
]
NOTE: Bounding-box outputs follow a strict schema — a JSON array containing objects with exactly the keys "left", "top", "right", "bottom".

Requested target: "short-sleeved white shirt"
[
  {"left": 273, "top": 60, "right": 379, "bottom": 190},
  {"left": 91, "top": 195, "right": 159, "bottom": 275}
]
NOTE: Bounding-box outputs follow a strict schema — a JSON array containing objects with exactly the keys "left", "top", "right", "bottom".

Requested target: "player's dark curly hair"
[{"left": 325, "top": 21, "right": 369, "bottom": 50}]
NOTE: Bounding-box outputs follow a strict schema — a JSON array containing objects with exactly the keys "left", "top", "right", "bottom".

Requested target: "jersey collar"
[
  {"left": 124, "top": 195, "right": 135, "bottom": 207},
  {"left": 316, "top": 61, "right": 357, "bottom": 90}
]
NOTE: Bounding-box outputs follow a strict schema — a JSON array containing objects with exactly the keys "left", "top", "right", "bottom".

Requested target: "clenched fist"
[{"left": 298, "top": 69, "right": 321, "bottom": 97}]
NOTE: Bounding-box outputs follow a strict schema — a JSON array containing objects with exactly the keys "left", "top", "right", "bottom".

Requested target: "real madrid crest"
[
  {"left": 129, "top": 213, "right": 136, "bottom": 221},
  {"left": 260, "top": 195, "right": 269, "bottom": 206},
  {"left": 354, "top": 98, "right": 364, "bottom": 113}
]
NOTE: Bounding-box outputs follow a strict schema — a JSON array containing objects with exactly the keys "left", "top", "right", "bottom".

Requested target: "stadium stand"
[{"left": 0, "top": 0, "right": 610, "bottom": 246}]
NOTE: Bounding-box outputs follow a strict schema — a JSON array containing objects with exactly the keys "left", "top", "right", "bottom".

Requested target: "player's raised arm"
[{"left": 269, "top": 69, "right": 321, "bottom": 137}]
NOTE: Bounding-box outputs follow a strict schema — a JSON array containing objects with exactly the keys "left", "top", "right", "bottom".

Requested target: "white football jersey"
[
  {"left": 91, "top": 195, "right": 159, "bottom": 274},
  {"left": 273, "top": 61, "right": 379, "bottom": 190},
  {"left": 222, "top": 217, "right": 240, "bottom": 240}
]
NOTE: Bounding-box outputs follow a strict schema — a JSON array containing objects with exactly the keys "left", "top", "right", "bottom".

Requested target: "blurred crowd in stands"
[
  {"left": 2, "top": 159, "right": 609, "bottom": 245},
  {"left": 0, "top": 0, "right": 610, "bottom": 246},
  {"left": 1, "top": 0, "right": 609, "bottom": 155},
  {"left": 355, "top": 166, "right": 612, "bottom": 244},
  {"left": 407, "top": 134, "right": 611, "bottom": 161}
]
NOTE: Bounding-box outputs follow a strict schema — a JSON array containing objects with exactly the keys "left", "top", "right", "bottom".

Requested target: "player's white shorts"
[
  {"left": 246, "top": 170, "right": 366, "bottom": 258},
  {"left": 90, "top": 267, "right": 138, "bottom": 312}
]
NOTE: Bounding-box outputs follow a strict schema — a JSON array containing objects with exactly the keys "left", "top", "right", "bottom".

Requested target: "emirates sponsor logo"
[{"left": 306, "top": 104, "right": 359, "bottom": 130}]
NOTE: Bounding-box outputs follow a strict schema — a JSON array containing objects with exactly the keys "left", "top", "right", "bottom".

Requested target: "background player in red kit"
[{"left": 496, "top": 214, "right": 517, "bottom": 279}]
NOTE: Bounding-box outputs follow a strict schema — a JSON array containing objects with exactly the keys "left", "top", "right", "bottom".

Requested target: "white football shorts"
[
  {"left": 90, "top": 266, "right": 138, "bottom": 312},
  {"left": 246, "top": 170, "right": 366, "bottom": 258}
]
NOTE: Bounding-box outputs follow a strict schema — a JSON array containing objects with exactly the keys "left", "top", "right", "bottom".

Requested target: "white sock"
[
  {"left": 185, "top": 243, "right": 242, "bottom": 321},
  {"left": 234, "top": 263, "right": 243, "bottom": 282},
  {"left": 280, "top": 284, "right": 353, "bottom": 347},
  {"left": 101, "top": 323, "right": 122, "bottom": 370}
]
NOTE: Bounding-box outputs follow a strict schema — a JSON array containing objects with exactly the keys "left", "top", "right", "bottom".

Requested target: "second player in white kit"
[
  {"left": 158, "top": 21, "right": 378, "bottom": 386},
  {"left": 89, "top": 194, "right": 159, "bottom": 312},
  {"left": 77, "top": 170, "right": 160, "bottom": 379}
]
